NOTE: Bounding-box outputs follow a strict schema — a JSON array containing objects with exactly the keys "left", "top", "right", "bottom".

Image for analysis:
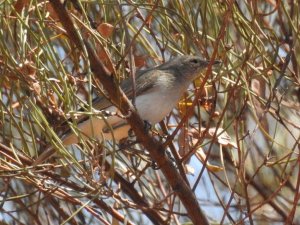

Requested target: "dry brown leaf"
[
  {"left": 195, "top": 147, "right": 223, "bottom": 172},
  {"left": 134, "top": 55, "right": 146, "bottom": 68},
  {"left": 97, "top": 23, "right": 114, "bottom": 38},
  {"left": 19, "top": 60, "right": 36, "bottom": 78},
  {"left": 208, "top": 127, "right": 232, "bottom": 147}
]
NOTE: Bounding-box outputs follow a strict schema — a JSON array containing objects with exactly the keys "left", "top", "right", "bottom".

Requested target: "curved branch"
[{"left": 49, "top": 1, "right": 210, "bottom": 224}]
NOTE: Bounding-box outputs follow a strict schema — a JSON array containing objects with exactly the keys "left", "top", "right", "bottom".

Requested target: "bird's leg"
[
  {"left": 128, "top": 128, "right": 135, "bottom": 138},
  {"left": 126, "top": 120, "right": 151, "bottom": 138},
  {"left": 119, "top": 137, "right": 137, "bottom": 149},
  {"left": 150, "top": 149, "right": 176, "bottom": 170},
  {"left": 143, "top": 120, "right": 152, "bottom": 133}
]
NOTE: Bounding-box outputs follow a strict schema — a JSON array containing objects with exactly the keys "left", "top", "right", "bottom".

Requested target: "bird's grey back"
[{"left": 92, "top": 68, "right": 160, "bottom": 110}]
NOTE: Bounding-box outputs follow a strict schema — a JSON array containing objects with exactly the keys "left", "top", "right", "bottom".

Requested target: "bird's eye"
[{"left": 190, "top": 59, "right": 199, "bottom": 64}]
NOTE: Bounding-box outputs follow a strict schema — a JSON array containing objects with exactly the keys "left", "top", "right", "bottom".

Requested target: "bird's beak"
[
  {"left": 212, "top": 60, "right": 222, "bottom": 65},
  {"left": 202, "top": 60, "right": 222, "bottom": 67}
]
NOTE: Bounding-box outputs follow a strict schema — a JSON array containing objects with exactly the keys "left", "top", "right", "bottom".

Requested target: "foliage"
[{"left": 0, "top": 0, "right": 300, "bottom": 224}]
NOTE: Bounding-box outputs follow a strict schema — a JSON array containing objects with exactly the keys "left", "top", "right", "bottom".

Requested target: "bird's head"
[{"left": 159, "top": 55, "right": 221, "bottom": 83}]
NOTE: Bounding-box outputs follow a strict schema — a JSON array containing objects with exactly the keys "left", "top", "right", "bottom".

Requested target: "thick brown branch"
[
  {"left": 108, "top": 161, "right": 167, "bottom": 225},
  {"left": 49, "top": 1, "right": 210, "bottom": 224}
]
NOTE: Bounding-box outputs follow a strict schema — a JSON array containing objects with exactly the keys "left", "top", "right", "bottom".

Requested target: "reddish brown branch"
[
  {"left": 110, "top": 161, "right": 167, "bottom": 225},
  {"left": 49, "top": 1, "right": 210, "bottom": 224}
]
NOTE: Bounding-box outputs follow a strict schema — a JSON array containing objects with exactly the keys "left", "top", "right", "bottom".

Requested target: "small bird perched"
[{"left": 62, "top": 55, "right": 220, "bottom": 145}]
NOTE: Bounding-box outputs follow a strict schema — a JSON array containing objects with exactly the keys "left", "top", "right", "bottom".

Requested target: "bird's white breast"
[{"left": 135, "top": 84, "right": 184, "bottom": 124}]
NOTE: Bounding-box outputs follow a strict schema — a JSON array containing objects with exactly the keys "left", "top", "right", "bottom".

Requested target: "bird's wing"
[{"left": 92, "top": 68, "right": 159, "bottom": 110}]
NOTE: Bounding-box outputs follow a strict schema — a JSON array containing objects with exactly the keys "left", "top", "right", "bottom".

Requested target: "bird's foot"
[
  {"left": 150, "top": 150, "right": 176, "bottom": 170},
  {"left": 119, "top": 138, "right": 137, "bottom": 149},
  {"left": 151, "top": 160, "right": 159, "bottom": 170},
  {"left": 126, "top": 120, "right": 152, "bottom": 139}
]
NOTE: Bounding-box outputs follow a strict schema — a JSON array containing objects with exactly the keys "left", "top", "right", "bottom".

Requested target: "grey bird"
[{"left": 62, "top": 55, "right": 220, "bottom": 145}]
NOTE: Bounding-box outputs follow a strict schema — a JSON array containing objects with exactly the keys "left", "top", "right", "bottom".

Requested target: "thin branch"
[{"left": 49, "top": 1, "right": 210, "bottom": 224}]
